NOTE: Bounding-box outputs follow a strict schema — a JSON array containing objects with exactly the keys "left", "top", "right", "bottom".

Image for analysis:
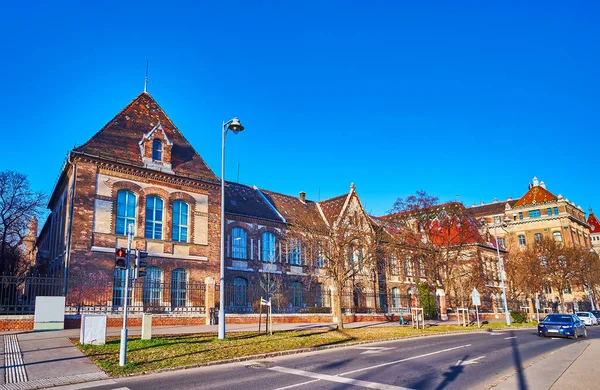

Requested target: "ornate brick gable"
[
  {"left": 513, "top": 184, "right": 558, "bottom": 208},
  {"left": 74, "top": 92, "right": 218, "bottom": 183},
  {"left": 587, "top": 211, "right": 600, "bottom": 233}
]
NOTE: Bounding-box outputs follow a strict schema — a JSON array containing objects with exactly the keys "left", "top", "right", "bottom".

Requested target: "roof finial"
[
  {"left": 144, "top": 60, "right": 149, "bottom": 93},
  {"left": 350, "top": 182, "right": 355, "bottom": 190}
]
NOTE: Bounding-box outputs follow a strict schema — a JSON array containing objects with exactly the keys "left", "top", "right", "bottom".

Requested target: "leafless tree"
[{"left": 0, "top": 171, "right": 46, "bottom": 275}]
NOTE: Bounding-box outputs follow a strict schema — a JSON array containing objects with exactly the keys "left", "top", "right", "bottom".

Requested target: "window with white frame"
[
  {"left": 233, "top": 277, "right": 248, "bottom": 306},
  {"left": 172, "top": 200, "right": 189, "bottom": 242},
  {"left": 534, "top": 233, "right": 542, "bottom": 243},
  {"left": 116, "top": 190, "right": 136, "bottom": 235},
  {"left": 553, "top": 231, "right": 562, "bottom": 242},
  {"left": 145, "top": 195, "right": 163, "bottom": 239},
  {"left": 112, "top": 267, "right": 133, "bottom": 306},
  {"left": 261, "top": 232, "right": 276, "bottom": 262},
  {"left": 391, "top": 287, "right": 400, "bottom": 308},
  {"left": 518, "top": 235, "right": 526, "bottom": 246},
  {"left": 152, "top": 139, "right": 163, "bottom": 161},
  {"left": 231, "top": 227, "right": 247, "bottom": 259},
  {"left": 405, "top": 256, "right": 413, "bottom": 276},
  {"left": 289, "top": 239, "right": 301, "bottom": 265}
]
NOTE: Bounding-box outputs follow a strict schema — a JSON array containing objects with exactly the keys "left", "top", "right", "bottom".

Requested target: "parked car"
[
  {"left": 591, "top": 310, "right": 600, "bottom": 320},
  {"left": 538, "top": 314, "right": 587, "bottom": 339},
  {"left": 576, "top": 312, "right": 598, "bottom": 326}
]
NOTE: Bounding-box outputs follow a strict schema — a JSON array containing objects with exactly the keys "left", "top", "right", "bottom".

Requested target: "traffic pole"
[{"left": 119, "top": 224, "right": 134, "bottom": 366}]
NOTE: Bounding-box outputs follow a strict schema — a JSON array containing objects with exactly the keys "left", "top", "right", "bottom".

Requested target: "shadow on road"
[
  {"left": 509, "top": 330, "right": 528, "bottom": 390},
  {"left": 433, "top": 355, "right": 466, "bottom": 390}
]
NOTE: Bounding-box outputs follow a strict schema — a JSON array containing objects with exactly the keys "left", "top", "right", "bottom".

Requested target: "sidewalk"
[{"left": 493, "top": 337, "right": 599, "bottom": 390}]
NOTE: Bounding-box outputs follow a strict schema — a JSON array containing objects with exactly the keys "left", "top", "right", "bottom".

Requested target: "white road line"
[
  {"left": 273, "top": 379, "right": 321, "bottom": 390},
  {"left": 489, "top": 333, "right": 505, "bottom": 335},
  {"left": 339, "top": 344, "right": 472, "bottom": 376},
  {"left": 269, "top": 366, "right": 412, "bottom": 390},
  {"left": 504, "top": 336, "right": 517, "bottom": 339}
]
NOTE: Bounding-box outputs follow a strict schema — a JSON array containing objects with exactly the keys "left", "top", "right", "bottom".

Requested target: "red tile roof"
[
  {"left": 513, "top": 185, "right": 558, "bottom": 208},
  {"left": 75, "top": 92, "right": 218, "bottom": 183},
  {"left": 318, "top": 193, "right": 349, "bottom": 225},
  {"left": 260, "top": 189, "right": 325, "bottom": 227},
  {"left": 587, "top": 212, "right": 600, "bottom": 233}
]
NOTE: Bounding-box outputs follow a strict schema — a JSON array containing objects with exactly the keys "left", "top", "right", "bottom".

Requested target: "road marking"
[
  {"left": 353, "top": 346, "right": 395, "bottom": 354},
  {"left": 489, "top": 333, "right": 505, "bottom": 335},
  {"left": 273, "top": 379, "right": 321, "bottom": 390},
  {"left": 504, "top": 336, "right": 517, "bottom": 339},
  {"left": 269, "top": 366, "right": 412, "bottom": 390},
  {"left": 455, "top": 356, "right": 485, "bottom": 366},
  {"left": 339, "top": 344, "right": 472, "bottom": 376}
]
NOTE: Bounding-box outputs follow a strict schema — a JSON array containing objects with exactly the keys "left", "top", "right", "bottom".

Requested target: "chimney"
[
  {"left": 532, "top": 176, "right": 539, "bottom": 187},
  {"left": 493, "top": 198, "right": 498, "bottom": 203},
  {"left": 299, "top": 191, "right": 306, "bottom": 203},
  {"left": 540, "top": 181, "right": 546, "bottom": 189}
]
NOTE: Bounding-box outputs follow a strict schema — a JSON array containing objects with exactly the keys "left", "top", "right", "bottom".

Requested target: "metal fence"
[
  {"left": 0, "top": 274, "right": 206, "bottom": 315},
  {"left": 0, "top": 274, "right": 63, "bottom": 315},
  {"left": 219, "top": 283, "right": 331, "bottom": 314}
]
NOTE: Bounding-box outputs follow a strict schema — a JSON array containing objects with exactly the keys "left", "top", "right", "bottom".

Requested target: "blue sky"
[{"left": 1, "top": 1, "right": 598, "bottom": 216}]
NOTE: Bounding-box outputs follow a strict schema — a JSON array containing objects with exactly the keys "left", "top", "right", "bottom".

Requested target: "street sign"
[{"left": 471, "top": 288, "right": 481, "bottom": 306}]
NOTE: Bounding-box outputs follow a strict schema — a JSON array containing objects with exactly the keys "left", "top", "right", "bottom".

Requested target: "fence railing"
[
  {"left": 0, "top": 274, "right": 64, "bottom": 315},
  {"left": 219, "top": 283, "right": 331, "bottom": 314}
]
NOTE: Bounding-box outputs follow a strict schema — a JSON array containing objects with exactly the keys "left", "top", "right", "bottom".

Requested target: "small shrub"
[{"left": 511, "top": 310, "right": 528, "bottom": 323}]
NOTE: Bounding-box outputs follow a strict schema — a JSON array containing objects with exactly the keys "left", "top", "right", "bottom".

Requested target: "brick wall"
[{"left": 0, "top": 316, "right": 35, "bottom": 332}]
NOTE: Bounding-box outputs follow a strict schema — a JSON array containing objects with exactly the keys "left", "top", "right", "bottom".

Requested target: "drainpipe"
[{"left": 62, "top": 153, "right": 77, "bottom": 296}]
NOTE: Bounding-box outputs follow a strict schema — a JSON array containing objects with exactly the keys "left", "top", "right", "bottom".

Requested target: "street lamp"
[
  {"left": 484, "top": 217, "right": 512, "bottom": 326},
  {"left": 219, "top": 117, "right": 244, "bottom": 341}
]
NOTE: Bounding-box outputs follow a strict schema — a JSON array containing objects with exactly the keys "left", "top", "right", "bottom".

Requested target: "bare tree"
[
  {"left": 386, "top": 191, "right": 483, "bottom": 304},
  {"left": 0, "top": 171, "right": 46, "bottom": 275},
  {"left": 287, "top": 208, "right": 383, "bottom": 329}
]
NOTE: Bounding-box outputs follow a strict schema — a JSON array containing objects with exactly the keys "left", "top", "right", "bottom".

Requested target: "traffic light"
[
  {"left": 115, "top": 248, "right": 127, "bottom": 270},
  {"left": 134, "top": 250, "right": 148, "bottom": 279}
]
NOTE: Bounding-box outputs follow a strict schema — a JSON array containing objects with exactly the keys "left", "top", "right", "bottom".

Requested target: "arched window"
[
  {"left": 534, "top": 233, "right": 542, "bottom": 243},
  {"left": 172, "top": 200, "right": 189, "bottom": 242},
  {"left": 231, "top": 228, "right": 247, "bottom": 259},
  {"left": 292, "top": 282, "right": 303, "bottom": 307},
  {"left": 171, "top": 269, "right": 187, "bottom": 308},
  {"left": 262, "top": 232, "right": 276, "bottom": 262},
  {"left": 152, "top": 139, "right": 163, "bottom": 161},
  {"left": 392, "top": 287, "right": 400, "bottom": 308},
  {"left": 145, "top": 195, "right": 163, "bottom": 239},
  {"left": 518, "top": 235, "right": 526, "bottom": 246},
  {"left": 116, "top": 190, "right": 136, "bottom": 235},
  {"left": 143, "top": 267, "right": 162, "bottom": 305},
  {"left": 112, "top": 267, "right": 132, "bottom": 306},
  {"left": 232, "top": 277, "right": 248, "bottom": 306}
]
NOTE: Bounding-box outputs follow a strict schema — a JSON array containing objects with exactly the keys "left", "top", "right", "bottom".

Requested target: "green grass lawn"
[{"left": 76, "top": 322, "right": 537, "bottom": 376}]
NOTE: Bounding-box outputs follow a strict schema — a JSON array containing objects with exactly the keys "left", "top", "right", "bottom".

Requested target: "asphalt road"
[{"left": 68, "top": 325, "right": 600, "bottom": 390}]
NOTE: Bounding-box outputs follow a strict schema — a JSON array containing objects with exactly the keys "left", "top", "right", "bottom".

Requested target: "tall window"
[
  {"left": 152, "top": 139, "right": 163, "bottom": 161},
  {"left": 518, "top": 212, "right": 523, "bottom": 220},
  {"left": 292, "top": 282, "right": 303, "bottom": 307},
  {"left": 534, "top": 233, "right": 542, "bottom": 243},
  {"left": 289, "top": 240, "right": 301, "bottom": 265},
  {"left": 112, "top": 267, "right": 133, "bottom": 306},
  {"left": 231, "top": 228, "right": 247, "bottom": 259},
  {"left": 116, "top": 190, "right": 136, "bottom": 235},
  {"left": 171, "top": 269, "right": 187, "bottom": 308},
  {"left": 405, "top": 257, "right": 413, "bottom": 276},
  {"left": 262, "top": 232, "right": 276, "bottom": 262},
  {"left": 518, "top": 235, "right": 526, "bottom": 246},
  {"left": 553, "top": 231, "right": 562, "bottom": 242},
  {"left": 315, "top": 283, "right": 325, "bottom": 307},
  {"left": 547, "top": 208, "right": 552, "bottom": 216},
  {"left": 145, "top": 196, "right": 163, "bottom": 239},
  {"left": 497, "top": 237, "right": 505, "bottom": 249},
  {"left": 553, "top": 207, "right": 559, "bottom": 215},
  {"left": 314, "top": 244, "right": 325, "bottom": 268},
  {"left": 172, "top": 200, "right": 189, "bottom": 242},
  {"left": 390, "top": 255, "right": 398, "bottom": 275},
  {"left": 232, "top": 277, "right": 248, "bottom": 306},
  {"left": 143, "top": 267, "right": 162, "bottom": 305},
  {"left": 391, "top": 287, "right": 400, "bottom": 308},
  {"left": 529, "top": 209, "right": 541, "bottom": 218}
]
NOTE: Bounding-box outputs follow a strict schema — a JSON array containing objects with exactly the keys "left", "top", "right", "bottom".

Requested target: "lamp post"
[
  {"left": 219, "top": 117, "right": 244, "bottom": 341},
  {"left": 490, "top": 217, "right": 511, "bottom": 326}
]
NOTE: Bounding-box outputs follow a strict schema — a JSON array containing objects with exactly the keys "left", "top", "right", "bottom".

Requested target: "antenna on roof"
[
  {"left": 144, "top": 60, "right": 149, "bottom": 93},
  {"left": 318, "top": 185, "right": 321, "bottom": 201},
  {"left": 455, "top": 194, "right": 460, "bottom": 202}
]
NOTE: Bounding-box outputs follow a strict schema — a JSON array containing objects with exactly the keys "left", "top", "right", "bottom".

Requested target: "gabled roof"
[
  {"left": 224, "top": 182, "right": 283, "bottom": 222},
  {"left": 513, "top": 185, "right": 558, "bottom": 208},
  {"left": 74, "top": 92, "right": 218, "bottom": 183},
  {"left": 470, "top": 200, "right": 517, "bottom": 218},
  {"left": 259, "top": 189, "right": 325, "bottom": 227},
  {"left": 318, "top": 193, "right": 349, "bottom": 225},
  {"left": 587, "top": 211, "right": 600, "bottom": 233}
]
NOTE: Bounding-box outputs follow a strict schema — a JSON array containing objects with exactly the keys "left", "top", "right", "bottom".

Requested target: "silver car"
[{"left": 576, "top": 311, "right": 598, "bottom": 326}]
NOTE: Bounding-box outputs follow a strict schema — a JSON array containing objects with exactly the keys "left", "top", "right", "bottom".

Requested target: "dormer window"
[{"left": 152, "top": 140, "right": 163, "bottom": 161}]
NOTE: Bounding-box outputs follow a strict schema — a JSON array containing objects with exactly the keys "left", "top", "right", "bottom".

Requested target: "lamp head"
[{"left": 228, "top": 117, "right": 244, "bottom": 134}]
